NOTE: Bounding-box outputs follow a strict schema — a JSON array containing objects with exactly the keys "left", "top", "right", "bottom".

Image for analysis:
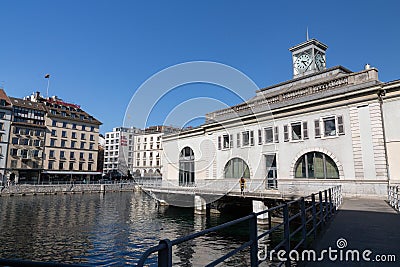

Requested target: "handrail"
[
  {"left": 136, "top": 185, "right": 343, "bottom": 267},
  {"left": 388, "top": 185, "right": 400, "bottom": 211}
]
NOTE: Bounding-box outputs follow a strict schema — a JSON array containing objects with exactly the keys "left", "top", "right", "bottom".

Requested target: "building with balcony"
[
  {"left": 162, "top": 38, "right": 400, "bottom": 198},
  {"left": 25, "top": 92, "right": 102, "bottom": 182},
  {"left": 7, "top": 97, "right": 46, "bottom": 183},
  {"left": 0, "top": 89, "right": 12, "bottom": 185}
]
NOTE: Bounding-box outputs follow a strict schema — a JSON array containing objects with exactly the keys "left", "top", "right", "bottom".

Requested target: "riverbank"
[{"left": 0, "top": 183, "right": 139, "bottom": 197}]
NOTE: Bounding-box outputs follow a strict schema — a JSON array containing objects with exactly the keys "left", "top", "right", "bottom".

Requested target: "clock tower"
[{"left": 289, "top": 38, "right": 328, "bottom": 78}]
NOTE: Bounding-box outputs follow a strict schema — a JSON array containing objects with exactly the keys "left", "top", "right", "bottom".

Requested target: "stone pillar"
[
  {"left": 252, "top": 200, "right": 269, "bottom": 225},
  {"left": 194, "top": 195, "right": 206, "bottom": 215}
]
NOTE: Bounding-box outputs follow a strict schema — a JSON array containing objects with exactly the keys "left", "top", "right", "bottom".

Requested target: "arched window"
[
  {"left": 294, "top": 152, "right": 339, "bottom": 179},
  {"left": 224, "top": 158, "right": 250, "bottom": 179},
  {"left": 179, "top": 147, "right": 195, "bottom": 186}
]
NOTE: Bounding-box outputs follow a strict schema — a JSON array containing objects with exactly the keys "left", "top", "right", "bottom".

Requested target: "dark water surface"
[{"left": 0, "top": 191, "right": 274, "bottom": 266}]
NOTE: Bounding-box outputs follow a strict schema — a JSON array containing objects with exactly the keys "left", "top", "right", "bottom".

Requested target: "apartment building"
[
  {"left": 103, "top": 127, "right": 141, "bottom": 177},
  {"left": 7, "top": 97, "right": 46, "bottom": 183},
  {"left": 0, "top": 89, "right": 12, "bottom": 185},
  {"left": 133, "top": 126, "right": 179, "bottom": 177},
  {"left": 26, "top": 93, "right": 102, "bottom": 182}
]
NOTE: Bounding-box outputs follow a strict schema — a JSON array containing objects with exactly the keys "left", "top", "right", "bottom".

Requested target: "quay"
[
  {"left": 0, "top": 182, "right": 138, "bottom": 196},
  {"left": 305, "top": 198, "right": 400, "bottom": 266}
]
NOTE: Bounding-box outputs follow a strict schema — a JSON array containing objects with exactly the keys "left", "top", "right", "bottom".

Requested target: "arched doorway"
[
  {"left": 294, "top": 151, "right": 339, "bottom": 179},
  {"left": 224, "top": 158, "right": 250, "bottom": 179},
  {"left": 179, "top": 147, "right": 195, "bottom": 186}
]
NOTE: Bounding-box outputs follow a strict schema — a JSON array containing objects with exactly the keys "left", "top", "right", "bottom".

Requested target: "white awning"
[{"left": 41, "top": 171, "right": 102, "bottom": 175}]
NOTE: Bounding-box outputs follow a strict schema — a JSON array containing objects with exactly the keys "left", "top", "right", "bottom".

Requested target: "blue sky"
[{"left": 1, "top": 0, "right": 399, "bottom": 133}]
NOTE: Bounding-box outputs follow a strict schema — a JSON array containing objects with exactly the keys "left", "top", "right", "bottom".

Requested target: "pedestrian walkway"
[{"left": 304, "top": 198, "right": 400, "bottom": 266}]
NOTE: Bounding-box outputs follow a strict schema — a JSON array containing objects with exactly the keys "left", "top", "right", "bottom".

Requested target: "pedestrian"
[{"left": 239, "top": 176, "right": 246, "bottom": 196}]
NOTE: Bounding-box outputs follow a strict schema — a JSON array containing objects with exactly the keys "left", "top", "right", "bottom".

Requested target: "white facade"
[
  {"left": 133, "top": 132, "right": 162, "bottom": 177},
  {"left": 0, "top": 92, "right": 12, "bottom": 185},
  {"left": 103, "top": 127, "right": 141, "bottom": 175},
  {"left": 162, "top": 39, "right": 400, "bottom": 198}
]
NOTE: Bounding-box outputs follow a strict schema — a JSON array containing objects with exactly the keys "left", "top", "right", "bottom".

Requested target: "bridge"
[{"left": 134, "top": 184, "right": 399, "bottom": 266}]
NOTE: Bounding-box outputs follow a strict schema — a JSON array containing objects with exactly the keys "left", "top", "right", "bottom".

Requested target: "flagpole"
[{"left": 45, "top": 74, "right": 50, "bottom": 98}]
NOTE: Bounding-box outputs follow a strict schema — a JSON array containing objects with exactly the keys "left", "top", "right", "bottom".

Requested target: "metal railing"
[
  {"left": 137, "top": 185, "right": 342, "bottom": 267},
  {"left": 388, "top": 185, "right": 400, "bottom": 211}
]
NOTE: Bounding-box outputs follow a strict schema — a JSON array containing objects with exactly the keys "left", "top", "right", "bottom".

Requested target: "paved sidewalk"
[{"left": 304, "top": 198, "right": 400, "bottom": 266}]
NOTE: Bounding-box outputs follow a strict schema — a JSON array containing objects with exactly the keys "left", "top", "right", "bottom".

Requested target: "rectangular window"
[
  {"left": 323, "top": 117, "right": 336, "bottom": 137},
  {"left": 90, "top": 134, "right": 94, "bottom": 141},
  {"left": 337, "top": 115, "right": 345, "bottom": 135},
  {"left": 52, "top": 120, "right": 57, "bottom": 127},
  {"left": 89, "top": 153, "right": 93, "bottom": 160},
  {"left": 69, "top": 162, "right": 74, "bottom": 170},
  {"left": 51, "top": 129, "right": 57, "bottom": 136},
  {"left": 258, "top": 129, "right": 262, "bottom": 145},
  {"left": 70, "top": 152, "right": 75, "bottom": 159},
  {"left": 222, "top": 135, "right": 229, "bottom": 149},
  {"left": 61, "top": 140, "right": 66, "bottom": 147},
  {"left": 88, "top": 163, "right": 92, "bottom": 171},
  {"left": 71, "top": 141, "right": 76, "bottom": 148},
  {"left": 265, "top": 127, "right": 273, "bottom": 143},
  {"left": 283, "top": 125, "right": 289, "bottom": 142},
  {"left": 236, "top": 133, "right": 241, "bottom": 148},
  {"left": 62, "top": 131, "right": 67, "bottom": 138},
  {"left": 80, "top": 142, "right": 85, "bottom": 149},
  {"left": 60, "top": 151, "right": 65, "bottom": 159},
  {"left": 242, "top": 131, "right": 250, "bottom": 146},
  {"left": 80, "top": 152, "right": 84, "bottom": 159},
  {"left": 250, "top": 131, "right": 254, "bottom": 146},
  {"left": 314, "top": 119, "right": 321, "bottom": 138},
  {"left": 274, "top": 126, "right": 279, "bottom": 143},
  {"left": 49, "top": 150, "right": 55, "bottom": 158},
  {"left": 218, "top": 136, "right": 221, "bottom": 150},
  {"left": 229, "top": 134, "right": 233, "bottom": 148},
  {"left": 89, "top": 143, "right": 94, "bottom": 150},
  {"left": 50, "top": 139, "right": 56, "bottom": 147},
  {"left": 63, "top": 122, "right": 68, "bottom": 128},
  {"left": 303, "top": 121, "right": 309, "bottom": 140},
  {"left": 291, "top": 122, "right": 302, "bottom": 140},
  {"left": 81, "top": 133, "right": 86, "bottom": 140},
  {"left": 72, "top": 123, "right": 77, "bottom": 129},
  {"left": 48, "top": 161, "right": 54, "bottom": 170},
  {"left": 71, "top": 132, "right": 76, "bottom": 139},
  {"left": 12, "top": 137, "right": 19, "bottom": 144},
  {"left": 79, "top": 163, "right": 83, "bottom": 171}
]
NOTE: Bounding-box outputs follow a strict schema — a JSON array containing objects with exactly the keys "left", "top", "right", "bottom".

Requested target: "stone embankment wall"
[{"left": 0, "top": 183, "right": 140, "bottom": 196}]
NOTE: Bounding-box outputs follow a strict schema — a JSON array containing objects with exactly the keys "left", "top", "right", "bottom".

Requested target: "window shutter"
[
  {"left": 258, "top": 129, "right": 262, "bottom": 145},
  {"left": 274, "top": 126, "right": 279, "bottom": 143},
  {"left": 236, "top": 133, "right": 241, "bottom": 148},
  {"left": 250, "top": 131, "right": 254, "bottom": 146},
  {"left": 229, "top": 134, "right": 233, "bottom": 148},
  {"left": 303, "top": 121, "right": 308, "bottom": 140},
  {"left": 314, "top": 119, "right": 321, "bottom": 138},
  {"left": 337, "top": 115, "right": 345, "bottom": 135},
  {"left": 218, "top": 136, "right": 221, "bottom": 150},
  {"left": 283, "top": 125, "right": 289, "bottom": 142}
]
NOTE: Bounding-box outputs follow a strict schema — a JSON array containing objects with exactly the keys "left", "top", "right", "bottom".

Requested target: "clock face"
[
  {"left": 315, "top": 53, "right": 326, "bottom": 70},
  {"left": 295, "top": 53, "right": 312, "bottom": 72}
]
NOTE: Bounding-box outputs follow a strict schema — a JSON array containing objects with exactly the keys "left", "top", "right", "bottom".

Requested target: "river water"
[{"left": 0, "top": 191, "right": 278, "bottom": 266}]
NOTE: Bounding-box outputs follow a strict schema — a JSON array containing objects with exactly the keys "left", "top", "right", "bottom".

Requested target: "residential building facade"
[
  {"left": 0, "top": 89, "right": 12, "bottom": 185},
  {"left": 162, "top": 38, "right": 400, "bottom": 198},
  {"left": 7, "top": 97, "right": 46, "bottom": 183},
  {"left": 26, "top": 93, "right": 102, "bottom": 182},
  {"left": 103, "top": 126, "right": 141, "bottom": 177}
]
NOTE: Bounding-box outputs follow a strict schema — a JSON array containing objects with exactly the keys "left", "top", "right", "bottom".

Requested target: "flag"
[{"left": 44, "top": 74, "right": 50, "bottom": 79}]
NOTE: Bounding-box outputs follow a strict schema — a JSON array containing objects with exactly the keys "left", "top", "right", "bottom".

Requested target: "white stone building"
[
  {"left": 162, "top": 38, "right": 400, "bottom": 198},
  {"left": 0, "top": 89, "right": 12, "bottom": 185},
  {"left": 103, "top": 126, "right": 141, "bottom": 177}
]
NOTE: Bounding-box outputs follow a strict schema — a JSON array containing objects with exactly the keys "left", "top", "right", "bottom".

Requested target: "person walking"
[{"left": 239, "top": 176, "right": 246, "bottom": 196}]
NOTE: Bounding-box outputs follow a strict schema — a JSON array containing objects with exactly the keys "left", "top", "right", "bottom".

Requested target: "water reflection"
[{"left": 0, "top": 192, "right": 265, "bottom": 266}]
